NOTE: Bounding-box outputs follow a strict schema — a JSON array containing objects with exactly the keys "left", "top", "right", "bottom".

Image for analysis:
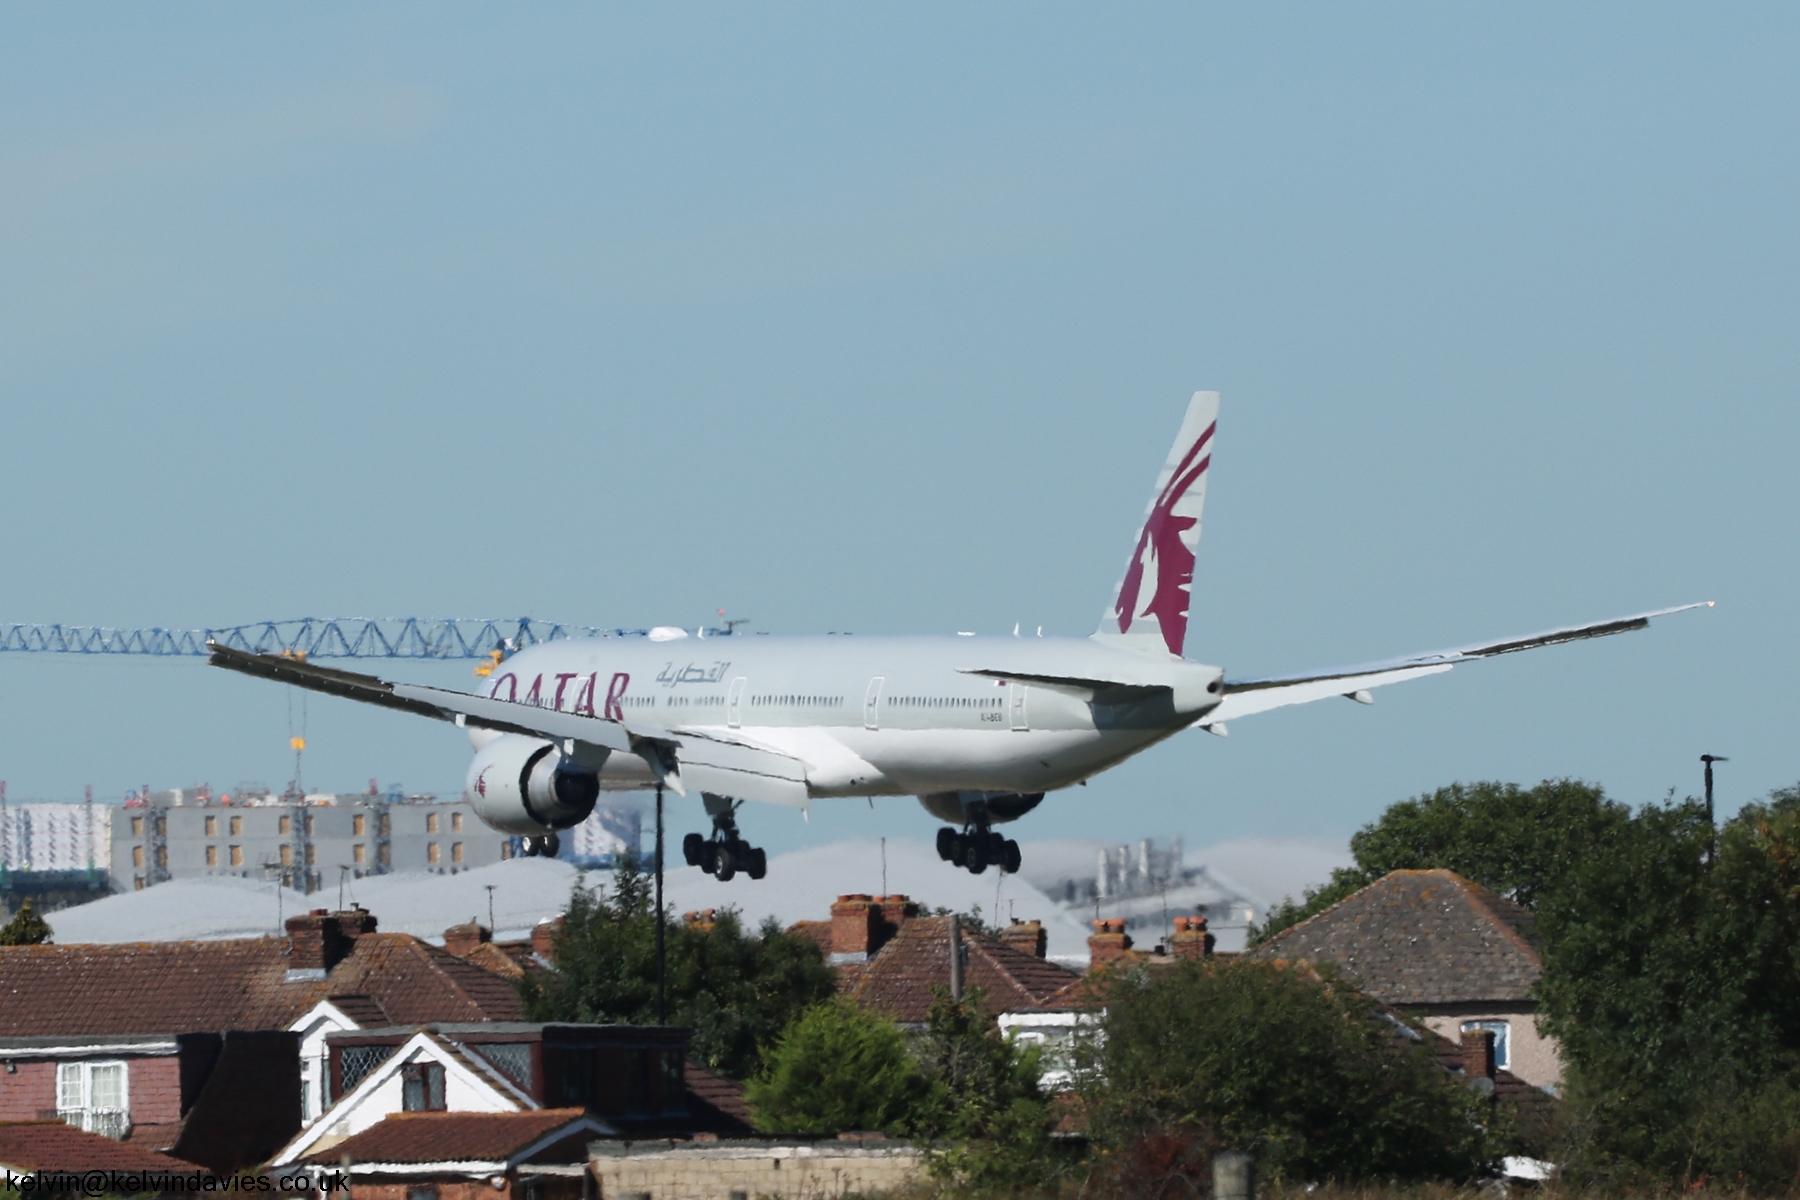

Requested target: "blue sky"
[{"left": 1, "top": 5, "right": 1794, "bottom": 856}]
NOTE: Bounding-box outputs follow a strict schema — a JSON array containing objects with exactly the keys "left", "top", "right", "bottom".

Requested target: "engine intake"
[{"left": 465, "top": 734, "right": 600, "bottom": 835}]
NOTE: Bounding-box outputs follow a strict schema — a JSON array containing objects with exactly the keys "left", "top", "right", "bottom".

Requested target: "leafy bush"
[
  {"left": 1077, "top": 958, "right": 1494, "bottom": 1187},
  {"left": 746, "top": 998, "right": 934, "bottom": 1134}
]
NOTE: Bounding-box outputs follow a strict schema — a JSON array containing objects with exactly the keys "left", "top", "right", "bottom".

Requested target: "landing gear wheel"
[
  {"left": 967, "top": 837, "right": 990, "bottom": 875},
  {"left": 541, "top": 832, "right": 561, "bottom": 858},
  {"left": 714, "top": 843, "right": 737, "bottom": 883},
  {"left": 698, "top": 841, "right": 718, "bottom": 875},
  {"left": 745, "top": 846, "right": 767, "bottom": 880},
  {"left": 1001, "top": 839, "right": 1022, "bottom": 875},
  {"left": 683, "top": 832, "right": 706, "bottom": 867},
  {"left": 522, "top": 837, "right": 540, "bottom": 858},
  {"left": 936, "top": 827, "right": 958, "bottom": 862}
]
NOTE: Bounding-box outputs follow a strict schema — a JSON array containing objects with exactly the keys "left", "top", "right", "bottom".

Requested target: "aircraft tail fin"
[{"left": 1093, "top": 390, "right": 1218, "bottom": 658}]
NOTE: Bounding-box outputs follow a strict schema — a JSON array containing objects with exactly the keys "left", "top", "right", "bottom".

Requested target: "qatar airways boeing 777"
[{"left": 209, "top": 392, "right": 1706, "bottom": 881}]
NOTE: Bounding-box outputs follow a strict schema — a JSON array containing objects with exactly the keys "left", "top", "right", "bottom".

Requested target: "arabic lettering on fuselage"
[{"left": 655, "top": 661, "right": 732, "bottom": 687}]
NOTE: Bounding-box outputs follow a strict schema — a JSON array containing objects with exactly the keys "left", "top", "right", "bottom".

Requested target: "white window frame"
[{"left": 56, "top": 1060, "right": 129, "bottom": 1139}]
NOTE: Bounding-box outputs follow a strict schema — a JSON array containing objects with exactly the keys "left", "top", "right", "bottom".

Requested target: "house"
[
  {"left": 799, "top": 894, "right": 1081, "bottom": 1025},
  {"left": 0, "top": 1118, "right": 205, "bottom": 1174},
  {"left": 271, "top": 1024, "right": 752, "bottom": 1166},
  {"left": 0, "top": 904, "right": 539, "bottom": 1163},
  {"left": 297, "top": 1109, "right": 608, "bottom": 1200},
  {"left": 1246, "top": 869, "right": 1562, "bottom": 1088}
]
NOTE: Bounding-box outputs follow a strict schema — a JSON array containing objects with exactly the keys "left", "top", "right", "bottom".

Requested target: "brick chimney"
[
  {"left": 443, "top": 922, "right": 490, "bottom": 958},
  {"left": 830, "top": 895, "right": 880, "bottom": 963},
  {"left": 1170, "top": 915, "right": 1215, "bottom": 960},
  {"left": 335, "top": 905, "right": 378, "bottom": 939},
  {"left": 1088, "top": 918, "right": 1133, "bottom": 969},
  {"left": 876, "top": 894, "right": 918, "bottom": 931},
  {"left": 1000, "top": 919, "right": 1047, "bottom": 959},
  {"left": 1461, "top": 1028, "right": 1496, "bottom": 1082},
  {"left": 531, "top": 917, "right": 564, "bottom": 962},
  {"left": 286, "top": 910, "right": 348, "bottom": 980}
]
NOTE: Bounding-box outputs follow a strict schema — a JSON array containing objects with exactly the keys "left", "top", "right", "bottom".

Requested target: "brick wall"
[
  {"left": 131, "top": 1055, "right": 184, "bottom": 1125},
  {"left": 351, "top": 1179, "right": 582, "bottom": 1200},
  {"left": 591, "top": 1141, "right": 925, "bottom": 1200},
  {"left": 0, "top": 1061, "right": 56, "bottom": 1120}
]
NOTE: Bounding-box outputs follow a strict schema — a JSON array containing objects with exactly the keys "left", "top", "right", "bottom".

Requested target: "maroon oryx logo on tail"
[{"left": 1113, "top": 421, "right": 1214, "bottom": 655}]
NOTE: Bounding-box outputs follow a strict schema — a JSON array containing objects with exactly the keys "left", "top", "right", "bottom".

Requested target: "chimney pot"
[{"left": 1170, "top": 914, "right": 1215, "bottom": 960}]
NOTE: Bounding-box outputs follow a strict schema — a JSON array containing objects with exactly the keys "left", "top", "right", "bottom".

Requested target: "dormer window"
[{"left": 401, "top": 1062, "right": 446, "bottom": 1112}]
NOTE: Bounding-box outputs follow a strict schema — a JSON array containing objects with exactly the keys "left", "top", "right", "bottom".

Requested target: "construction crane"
[{"left": 0, "top": 616, "right": 739, "bottom": 665}]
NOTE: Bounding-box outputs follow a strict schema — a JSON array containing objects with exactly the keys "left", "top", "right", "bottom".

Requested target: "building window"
[
  {"left": 379, "top": 813, "right": 391, "bottom": 836},
  {"left": 230, "top": 845, "right": 243, "bottom": 867},
  {"left": 155, "top": 847, "right": 167, "bottom": 868},
  {"left": 57, "top": 1061, "right": 127, "bottom": 1139},
  {"left": 407, "top": 1187, "right": 439, "bottom": 1200},
  {"left": 230, "top": 816, "right": 242, "bottom": 836},
  {"left": 279, "top": 815, "right": 291, "bottom": 836},
  {"left": 427, "top": 843, "right": 441, "bottom": 865},
  {"left": 279, "top": 845, "right": 293, "bottom": 866},
  {"left": 305, "top": 814, "right": 315, "bottom": 836},
  {"left": 305, "top": 845, "right": 316, "bottom": 865},
  {"left": 451, "top": 843, "right": 464, "bottom": 864},
  {"left": 353, "top": 814, "right": 366, "bottom": 836},
  {"left": 426, "top": 813, "right": 440, "bottom": 834},
  {"left": 451, "top": 812, "right": 463, "bottom": 833},
  {"left": 133, "top": 878, "right": 143, "bottom": 891},
  {"left": 130, "top": 816, "right": 144, "bottom": 838},
  {"left": 353, "top": 844, "right": 366, "bottom": 865},
  {"left": 205, "top": 846, "right": 217, "bottom": 867},
  {"left": 401, "top": 1062, "right": 446, "bottom": 1112},
  {"left": 377, "top": 844, "right": 390, "bottom": 865},
  {"left": 204, "top": 816, "right": 217, "bottom": 837},
  {"left": 131, "top": 846, "right": 144, "bottom": 869},
  {"left": 1462, "top": 1020, "right": 1512, "bottom": 1070}
]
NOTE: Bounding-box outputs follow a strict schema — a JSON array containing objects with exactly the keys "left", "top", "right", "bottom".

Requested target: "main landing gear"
[
  {"left": 682, "top": 794, "right": 767, "bottom": 882},
  {"left": 522, "top": 832, "right": 561, "bottom": 858},
  {"left": 937, "top": 824, "right": 1022, "bottom": 876}
]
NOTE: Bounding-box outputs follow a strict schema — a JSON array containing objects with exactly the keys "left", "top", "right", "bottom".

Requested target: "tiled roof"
[
  {"left": 847, "top": 917, "right": 1080, "bottom": 1023},
  {"left": 0, "top": 931, "right": 524, "bottom": 1037},
  {"left": 302, "top": 1109, "right": 596, "bottom": 1165},
  {"left": 323, "top": 994, "right": 390, "bottom": 1027},
  {"left": 1247, "top": 870, "right": 1542, "bottom": 1005},
  {"left": 683, "top": 1061, "right": 753, "bottom": 1135},
  {"left": 0, "top": 1120, "right": 204, "bottom": 1172}
]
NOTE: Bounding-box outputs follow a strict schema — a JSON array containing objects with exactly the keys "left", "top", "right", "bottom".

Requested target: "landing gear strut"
[
  {"left": 681, "top": 794, "right": 767, "bottom": 882},
  {"left": 936, "top": 824, "right": 1021, "bottom": 876},
  {"left": 523, "top": 832, "right": 561, "bottom": 858}
]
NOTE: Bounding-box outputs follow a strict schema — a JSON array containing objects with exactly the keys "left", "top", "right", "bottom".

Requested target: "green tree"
[
  {"left": 518, "top": 853, "right": 835, "bottom": 1080},
  {"left": 1079, "top": 957, "right": 1494, "bottom": 1187},
  {"left": 0, "top": 900, "right": 51, "bottom": 946},
  {"left": 1251, "top": 779, "right": 1629, "bottom": 945},
  {"left": 746, "top": 999, "right": 934, "bottom": 1134},
  {"left": 911, "top": 985, "right": 1059, "bottom": 1189},
  {"left": 1535, "top": 786, "right": 1800, "bottom": 1189}
]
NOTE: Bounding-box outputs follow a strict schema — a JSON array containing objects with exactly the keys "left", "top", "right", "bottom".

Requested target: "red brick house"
[{"left": 0, "top": 905, "right": 536, "bottom": 1167}]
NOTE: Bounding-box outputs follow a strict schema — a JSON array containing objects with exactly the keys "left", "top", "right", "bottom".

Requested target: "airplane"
[{"left": 207, "top": 392, "right": 1708, "bottom": 881}]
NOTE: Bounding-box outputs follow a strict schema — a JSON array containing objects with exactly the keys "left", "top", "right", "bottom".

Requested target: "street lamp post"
[{"left": 1702, "top": 754, "right": 1728, "bottom": 863}]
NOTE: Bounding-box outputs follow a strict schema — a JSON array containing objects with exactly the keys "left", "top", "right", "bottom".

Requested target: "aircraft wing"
[
  {"left": 1200, "top": 601, "right": 1711, "bottom": 730},
  {"left": 206, "top": 643, "right": 810, "bottom": 805}
]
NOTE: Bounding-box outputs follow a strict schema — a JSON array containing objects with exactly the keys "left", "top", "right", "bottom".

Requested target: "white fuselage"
[{"left": 482, "top": 633, "right": 1223, "bottom": 802}]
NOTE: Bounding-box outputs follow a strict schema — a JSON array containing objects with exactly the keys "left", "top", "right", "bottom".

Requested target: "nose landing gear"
[
  {"left": 936, "top": 824, "right": 1021, "bottom": 876},
  {"left": 681, "top": 794, "right": 767, "bottom": 882}
]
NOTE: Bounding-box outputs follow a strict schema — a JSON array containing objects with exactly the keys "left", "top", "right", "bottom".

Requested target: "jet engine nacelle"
[
  {"left": 466, "top": 734, "right": 601, "bottom": 835},
  {"left": 918, "top": 790, "right": 1045, "bottom": 826}
]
